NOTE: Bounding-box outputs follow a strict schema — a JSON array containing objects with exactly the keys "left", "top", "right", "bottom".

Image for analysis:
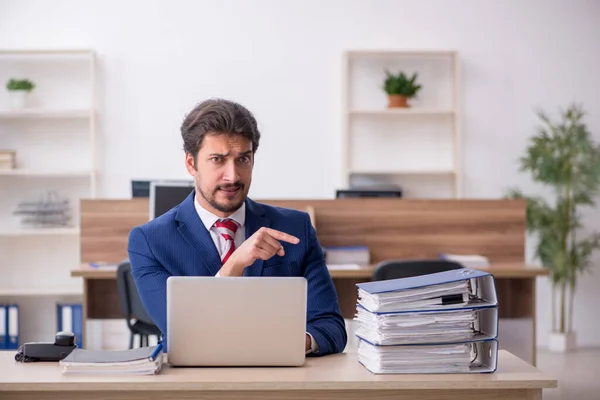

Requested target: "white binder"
[{"left": 7, "top": 304, "right": 19, "bottom": 350}]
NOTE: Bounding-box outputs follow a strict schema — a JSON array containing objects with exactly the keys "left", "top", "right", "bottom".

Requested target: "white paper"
[
  {"left": 358, "top": 340, "right": 473, "bottom": 374},
  {"left": 354, "top": 308, "right": 477, "bottom": 345},
  {"left": 327, "top": 264, "right": 362, "bottom": 270}
]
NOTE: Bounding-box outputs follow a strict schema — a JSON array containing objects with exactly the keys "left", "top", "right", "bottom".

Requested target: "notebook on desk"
[{"left": 59, "top": 344, "right": 164, "bottom": 375}]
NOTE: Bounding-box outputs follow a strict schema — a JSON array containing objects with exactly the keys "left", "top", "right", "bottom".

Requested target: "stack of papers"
[
  {"left": 59, "top": 344, "right": 164, "bottom": 375},
  {"left": 358, "top": 280, "right": 470, "bottom": 312},
  {"left": 355, "top": 308, "right": 477, "bottom": 345},
  {"left": 358, "top": 341, "right": 473, "bottom": 374},
  {"left": 354, "top": 268, "right": 499, "bottom": 374}
]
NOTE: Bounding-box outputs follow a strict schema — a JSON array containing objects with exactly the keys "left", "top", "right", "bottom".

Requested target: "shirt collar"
[{"left": 194, "top": 194, "right": 246, "bottom": 231}]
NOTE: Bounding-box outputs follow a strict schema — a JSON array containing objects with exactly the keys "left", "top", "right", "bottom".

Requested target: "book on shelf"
[
  {"left": 323, "top": 245, "right": 370, "bottom": 265},
  {"left": 439, "top": 253, "right": 490, "bottom": 269}
]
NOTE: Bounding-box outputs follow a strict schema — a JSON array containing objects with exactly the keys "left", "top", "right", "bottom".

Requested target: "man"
[{"left": 128, "top": 98, "right": 347, "bottom": 356}]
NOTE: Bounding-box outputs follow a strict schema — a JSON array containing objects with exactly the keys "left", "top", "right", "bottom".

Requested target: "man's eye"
[
  {"left": 239, "top": 156, "right": 250, "bottom": 163},
  {"left": 210, "top": 157, "right": 223, "bottom": 163}
]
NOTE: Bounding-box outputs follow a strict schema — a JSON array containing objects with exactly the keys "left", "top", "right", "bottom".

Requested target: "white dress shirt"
[{"left": 193, "top": 195, "right": 318, "bottom": 354}]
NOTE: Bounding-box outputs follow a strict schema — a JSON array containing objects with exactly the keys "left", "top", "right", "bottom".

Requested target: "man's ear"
[{"left": 185, "top": 152, "right": 196, "bottom": 175}]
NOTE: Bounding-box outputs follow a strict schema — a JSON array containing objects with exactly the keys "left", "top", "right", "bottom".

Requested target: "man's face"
[{"left": 185, "top": 133, "right": 253, "bottom": 217}]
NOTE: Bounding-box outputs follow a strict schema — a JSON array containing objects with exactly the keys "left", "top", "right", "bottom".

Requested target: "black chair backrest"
[
  {"left": 372, "top": 259, "right": 464, "bottom": 281},
  {"left": 116, "top": 260, "right": 155, "bottom": 325}
]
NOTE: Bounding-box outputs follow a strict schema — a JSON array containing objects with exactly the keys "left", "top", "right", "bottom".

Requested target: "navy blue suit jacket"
[{"left": 127, "top": 190, "right": 347, "bottom": 355}]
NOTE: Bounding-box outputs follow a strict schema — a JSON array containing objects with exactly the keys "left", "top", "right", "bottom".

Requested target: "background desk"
[
  {"left": 0, "top": 350, "right": 557, "bottom": 400},
  {"left": 71, "top": 261, "right": 547, "bottom": 365},
  {"left": 74, "top": 197, "right": 546, "bottom": 365}
]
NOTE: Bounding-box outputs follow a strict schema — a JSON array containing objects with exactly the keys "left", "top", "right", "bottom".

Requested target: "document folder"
[
  {"left": 59, "top": 344, "right": 164, "bottom": 375},
  {"left": 57, "top": 303, "right": 83, "bottom": 348},
  {"left": 357, "top": 338, "right": 498, "bottom": 374},
  {"left": 355, "top": 305, "right": 498, "bottom": 346},
  {"left": 0, "top": 305, "right": 6, "bottom": 350},
  {"left": 7, "top": 304, "right": 19, "bottom": 350},
  {"left": 354, "top": 267, "right": 499, "bottom": 374},
  {"left": 356, "top": 268, "right": 497, "bottom": 313}
]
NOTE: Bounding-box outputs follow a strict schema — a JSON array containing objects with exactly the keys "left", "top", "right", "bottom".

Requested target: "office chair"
[
  {"left": 372, "top": 259, "right": 464, "bottom": 281},
  {"left": 116, "top": 260, "right": 162, "bottom": 349}
]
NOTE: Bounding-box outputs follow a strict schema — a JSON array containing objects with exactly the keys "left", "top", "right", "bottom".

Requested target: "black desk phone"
[{"left": 14, "top": 331, "right": 77, "bottom": 362}]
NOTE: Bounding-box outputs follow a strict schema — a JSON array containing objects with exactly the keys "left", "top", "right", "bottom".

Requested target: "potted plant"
[
  {"left": 382, "top": 70, "right": 422, "bottom": 108},
  {"left": 6, "top": 78, "right": 35, "bottom": 109},
  {"left": 507, "top": 103, "right": 600, "bottom": 352}
]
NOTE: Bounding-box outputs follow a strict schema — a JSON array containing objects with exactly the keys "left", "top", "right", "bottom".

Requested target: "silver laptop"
[{"left": 166, "top": 276, "right": 307, "bottom": 367}]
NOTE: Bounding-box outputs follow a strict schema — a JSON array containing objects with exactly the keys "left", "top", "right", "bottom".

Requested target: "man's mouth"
[{"left": 218, "top": 186, "right": 241, "bottom": 194}]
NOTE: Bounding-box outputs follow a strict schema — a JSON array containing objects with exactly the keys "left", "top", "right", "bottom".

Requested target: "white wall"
[{"left": 1, "top": 0, "right": 599, "bottom": 347}]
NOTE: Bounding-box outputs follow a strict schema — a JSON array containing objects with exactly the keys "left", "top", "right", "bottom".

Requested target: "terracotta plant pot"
[{"left": 387, "top": 94, "right": 409, "bottom": 108}]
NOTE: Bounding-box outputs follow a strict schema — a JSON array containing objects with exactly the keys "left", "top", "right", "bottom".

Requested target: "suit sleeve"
[
  {"left": 127, "top": 226, "right": 171, "bottom": 346},
  {"left": 302, "top": 213, "right": 348, "bottom": 356}
]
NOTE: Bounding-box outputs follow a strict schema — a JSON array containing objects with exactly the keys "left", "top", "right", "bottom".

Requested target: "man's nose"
[{"left": 223, "top": 160, "right": 239, "bottom": 182}]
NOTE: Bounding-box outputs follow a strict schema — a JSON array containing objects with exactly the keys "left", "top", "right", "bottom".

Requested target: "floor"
[{"left": 537, "top": 347, "right": 600, "bottom": 400}]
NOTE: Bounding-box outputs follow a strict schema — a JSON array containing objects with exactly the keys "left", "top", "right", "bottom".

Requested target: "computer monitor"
[{"left": 149, "top": 180, "right": 195, "bottom": 220}]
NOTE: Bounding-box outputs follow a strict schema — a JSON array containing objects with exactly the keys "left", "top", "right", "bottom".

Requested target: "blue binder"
[
  {"left": 357, "top": 338, "right": 498, "bottom": 374},
  {"left": 57, "top": 303, "right": 83, "bottom": 348},
  {"left": 355, "top": 305, "right": 499, "bottom": 345},
  {"left": 357, "top": 267, "right": 492, "bottom": 294},
  {"left": 0, "top": 304, "right": 6, "bottom": 350},
  {"left": 73, "top": 304, "right": 83, "bottom": 349},
  {"left": 356, "top": 267, "right": 497, "bottom": 312},
  {"left": 7, "top": 304, "right": 19, "bottom": 350}
]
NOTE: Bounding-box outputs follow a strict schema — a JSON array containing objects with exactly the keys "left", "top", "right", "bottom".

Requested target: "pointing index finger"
[{"left": 265, "top": 228, "right": 300, "bottom": 244}]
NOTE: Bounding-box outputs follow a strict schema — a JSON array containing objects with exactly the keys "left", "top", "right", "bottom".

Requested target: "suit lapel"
[
  {"left": 175, "top": 190, "right": 222, "bottom": 276},
  {"left": 243, "top": 198, "right": 270, "bottom": 277}
]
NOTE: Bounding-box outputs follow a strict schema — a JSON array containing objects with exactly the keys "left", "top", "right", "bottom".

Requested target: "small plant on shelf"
[
  {"left": 5, "top": 78, "right": 35, "bottom": 109},
  {"left": 382, "top": 70, "right": 422, "bottom": 108},
  {"left": 6, "top": 79, "right": 35, "bottom": 92}
]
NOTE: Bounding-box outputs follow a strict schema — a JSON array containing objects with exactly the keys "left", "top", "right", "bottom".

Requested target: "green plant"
[
  {"left": 6, "top": 79, "right": 35, "bottom": 92},
  {"left": 382, "top": 70, "right": 422, "bottom": 98},
  {"left": 507, "top": 103, "right": 600, "bottom": 335}
]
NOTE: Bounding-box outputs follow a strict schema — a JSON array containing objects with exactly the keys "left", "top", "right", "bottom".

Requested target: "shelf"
[
  {"left": 0, "top": 49, "right": 93, "bottom": 61},
  {"left": 0, "top": 227, "right": 79, "bottom": 236},
  {"left": 347, "top": 50, "right": 457, "bottom": 58},
  {"left": 0, "top": 109, "right": 92, "bottom": 119},
  {"left": 0, "top": 169, "right": 92, "bottom": 177},
  {"left": 350, "top": 169, "right": 456, "bottom": 176},
  {"left": 0, "top": 287, "right": 83, "bottom": 296},
  {"left": 350, "top": 109, "right": 455, "bottom": 116}
]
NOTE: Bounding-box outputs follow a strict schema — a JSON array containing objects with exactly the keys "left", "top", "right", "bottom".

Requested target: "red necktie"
[{"left": 214, "top": 219, "right": 238, "bottom": 265}]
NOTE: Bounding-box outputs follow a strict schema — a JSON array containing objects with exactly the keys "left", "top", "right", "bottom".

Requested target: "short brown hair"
[{"left": 180, "top": 98, "right": 260, "bottom": 160}]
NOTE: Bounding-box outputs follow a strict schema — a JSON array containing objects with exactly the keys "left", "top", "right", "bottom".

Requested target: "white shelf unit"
[
  {"left": 0, "top": 49, "right": 96, "bottom": 345},
  {"left": 0, "top": 109, "right": 92, "bottom": 119},
  {"left": 341, "top": 50, "right": 461, "bottom": 198},
  {"left": 0, "top": 227, "right": 80, "bottom": 236}
]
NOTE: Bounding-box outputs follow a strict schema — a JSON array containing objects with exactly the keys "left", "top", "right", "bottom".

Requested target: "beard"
[{"left": 198, "top": 181, "right": 247, "bottom": 213}]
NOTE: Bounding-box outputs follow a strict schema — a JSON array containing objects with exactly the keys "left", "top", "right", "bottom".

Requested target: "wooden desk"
[
  {"left": 71, "top": 262, "right": 548, "bottom": 365},
  {"left": 0, "top": 350, "right": 556, "bottom": 400}
]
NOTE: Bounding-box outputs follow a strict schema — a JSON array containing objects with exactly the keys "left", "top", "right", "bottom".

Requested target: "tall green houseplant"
[{"left": 508, "top": 104, "right": 600, "bottom": 338}]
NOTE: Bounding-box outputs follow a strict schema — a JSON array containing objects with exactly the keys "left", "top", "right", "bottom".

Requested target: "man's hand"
[
  {"left": 220, "top": 227, "right": 299, "bottom": 276},
  {"left": 306, "top": 334, "right": 311, "bottom": 352}
]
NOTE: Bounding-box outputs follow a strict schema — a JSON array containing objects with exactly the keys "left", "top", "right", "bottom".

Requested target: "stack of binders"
[{"left": 354, "top": 268, "right": 498, "bottom": 374}]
